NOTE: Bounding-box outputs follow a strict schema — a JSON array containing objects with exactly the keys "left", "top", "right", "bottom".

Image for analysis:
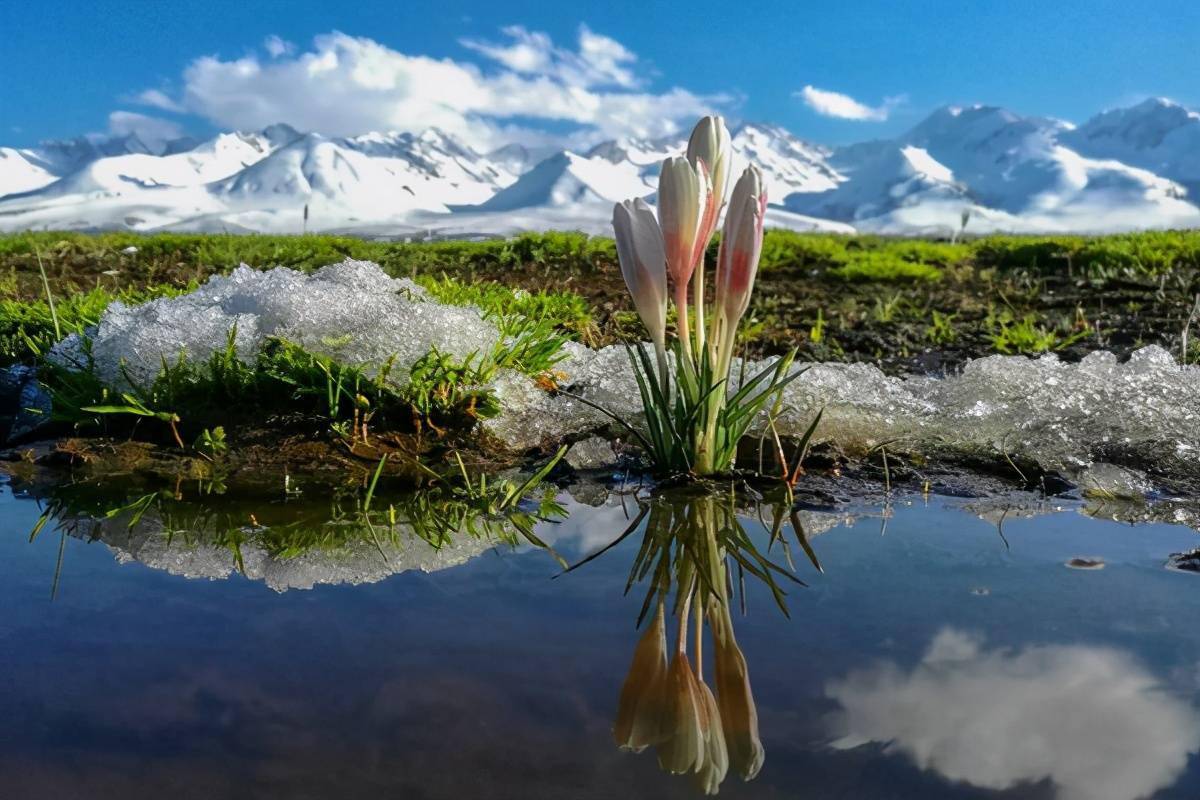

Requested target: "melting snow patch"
[
  {"left": 52, "top": 259, "right": 499, "bottom": 389},
  {"left": 49, "top": 259, "right": 1200, "bottom": 485}
]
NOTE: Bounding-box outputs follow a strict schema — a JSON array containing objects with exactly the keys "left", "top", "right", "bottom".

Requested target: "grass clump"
[
  {"left": 416, "top": 273, "right": 596, "bottom": 342},
  {"left": 987, "top": 310, "right": 1091, "bottom": 354},
  {"left": 828, "top": 252, "right": 943, "bottom": 283},
  {"left": 41, "top": 319, "right": 569, "bottom": 446},
  {"left": 0, "top": 284, "right": 188, "bottom": 366}
]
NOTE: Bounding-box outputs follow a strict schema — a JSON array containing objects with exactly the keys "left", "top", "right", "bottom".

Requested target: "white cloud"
[
  {"left": 263, "top": 34, "right": 294, "bottom": 58},
  {"left": 135, "top": 27, "right": 717, "bottom": 151},
  {"left": 826, "top": 629, "right": 1200, "bottom": 800},
  {"left": 461, "top": 24, "right": 639, "bottom": 88},
  {"left": 106, "top": 111, "right": 185, "bottom": 151},
  {"left": 132, "top": 88, "right": 185, "bottom": 113},
  {"left": 795, "top": 85, "right": 903, "bottom": 121}
]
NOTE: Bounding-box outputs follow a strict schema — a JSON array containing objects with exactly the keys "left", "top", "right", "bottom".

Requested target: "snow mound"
[
  {"left": 913, "top": 347, "right": 1200, "bottom": 473},
  {"left": 52, "top": 259, "right": 499, "bottom": 389},
  {"left": 772, "top": 346, "right": 1200, "bottom": 480},
  {"left": 492, "top": 342, "right": 1200, "bottom": 485}
]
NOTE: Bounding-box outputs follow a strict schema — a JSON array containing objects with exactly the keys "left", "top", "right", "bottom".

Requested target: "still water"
[{"left": 1, "top": 476, "right": 1199, "bottom": 799}]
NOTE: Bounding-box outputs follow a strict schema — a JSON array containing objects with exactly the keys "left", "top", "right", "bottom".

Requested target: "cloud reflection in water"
[{"left": 826, "top": 628, "right": 1200, "bottom": 800}]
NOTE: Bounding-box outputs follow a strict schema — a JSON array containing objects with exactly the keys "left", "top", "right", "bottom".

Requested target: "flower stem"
[
  {"left": 693, "top": 263, "right": 706, "bottom": 363},
  {"left": 674, "top": 286, "right": 694, "bottom": 368}
]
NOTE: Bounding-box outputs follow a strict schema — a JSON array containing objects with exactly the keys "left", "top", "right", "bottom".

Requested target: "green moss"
[{"left": 828, "top": 252, "right": 943, "bottom": 283}]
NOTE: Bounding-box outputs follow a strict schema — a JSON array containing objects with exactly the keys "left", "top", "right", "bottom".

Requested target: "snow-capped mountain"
[
  {"left": 1061, "top": 97, "right": 1200, "bottom": 197},
  {"left": 785, "top": 102, "right": 1200, "bottom": 233},
  {"left": 427, "top": 124, "right": 851, "bottom": 235},
  {"left": 0, "top": 132, "right": 161, "bottom": 197},
  {"left": 729, "top": 123, "right": 842, "bottom": 199},
  {"left": 786, "top": 144, "right": 969, "bottom": 227},
  {"left": 2, "top": 99, "right": 1199, "bottom": 236},
  {"left": 208, "top": 128, "right": 516, "bottom": 231},
  {"left": 0, "top": 149, "right": 58, "bottom": 196},
  {"left": 475, "top": 151, "right": 653, "bottom": 212}
]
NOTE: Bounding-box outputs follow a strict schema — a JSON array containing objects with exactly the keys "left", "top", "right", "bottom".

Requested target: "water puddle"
[{"left": 2, "top": 472, "right": 1199, "bottom": 798}]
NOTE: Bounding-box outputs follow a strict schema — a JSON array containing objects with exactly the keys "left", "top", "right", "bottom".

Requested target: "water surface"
[{"left": 2, "top": 479, "right": 1199, "bottom": 799}]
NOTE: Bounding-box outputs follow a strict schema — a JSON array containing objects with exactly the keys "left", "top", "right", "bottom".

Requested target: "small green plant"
[
  {"left": 872, "top": 292, "right": 905, "bottom": 323},
  {"left": 34, "top": 248, "right": 60, "bottom": 341},
  {"left": 81, "top": 392, "right": 185, "bottom": 448},
  {"left": 809, "top": 308, "right": 826, "bottom": 344},
  {"left": 989, "top": 312, "right": 1089, "bottom": 354},
  {"left": 489, "top": 313, "right": 570, "bottom": 375},
  {"left": 417, "top": 273, "right": 594, "bottom": 341},
  {"left": 194, "top": 426, "right": 228, "bottom": 460},
  {"left": 575, "top": 343, "right": 804, "bottom": 476},
  {"left": 828, "top": 252, "right": 942, "bottom": 283},
  {"left": 406, "top": 348, "right": 499, "bottom": 428},
  {"left": 925, "top": 310, "right": 958, "bottom": 345}
]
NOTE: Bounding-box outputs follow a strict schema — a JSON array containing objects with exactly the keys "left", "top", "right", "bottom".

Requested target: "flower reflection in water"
[{"left": 592, "top": 491, "right": 815, "bottom": 794}]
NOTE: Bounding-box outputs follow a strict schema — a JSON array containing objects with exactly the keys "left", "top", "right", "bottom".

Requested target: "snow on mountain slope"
[
  {"left": 207, "top": 130, "right": 516, "bottom": 232},
  {"left": 20, "top": 131, "right": 288, "bottom": 199},
  {"left": 35, "top": 133, "right": 155, "bottom": 173},
  {"left": 785, "top": 144, "right": 971, "bottom": 231},
  {"left": 0, "top": 132, "right": 167, "bottom": 199},
  {"left": 730, "top": 123, "right": 842, "bottom": 199},
  {"left": 0, "top": 148, "right": 58, "bottom": 196},
  {"left": 1062, "top": 98, "right": 1200, "bottom": 196},
  {"left": 2, "top": 100, "right": 1200, "bottom": 236},
  {"left": 474, "top": 150, "right": 653, "bottom": 212},
  {"left": 0, "top": 126, "right": 515, "bottom": 234},
  {"left": 463, "top": 125, "right": 844, "bottom": 232},
  {"left": 344, "top": 128, "right": 515, "bottom": 192},
  {"left": 789, "top": 103, "right": 1200, "bottom": 233},
  {"left": 0, "top": 127, "right": 303, "bottom": 232},
  {"left": 579, "top": 124, "right": 843, "bottom": 203},
  {"left": 449, "top": 143, "right": 850, "bottom": 236},
  {"left": 1016, "top": 146, "right": 1200, "bottom": 232},
  {"left": 899, "top": 105, "right": 1198, "bottom": 231}
]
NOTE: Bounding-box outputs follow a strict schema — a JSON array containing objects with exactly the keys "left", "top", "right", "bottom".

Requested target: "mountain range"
[{"left": 2, "top": 98, "right": 1199, "bottom": 237}]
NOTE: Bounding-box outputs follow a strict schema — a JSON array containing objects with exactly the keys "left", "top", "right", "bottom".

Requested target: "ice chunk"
[
  {"left": 909, "top": 347, "right": 1200, "bottom": 476},
  {"left": 483, "top": 368, "right": 610, "bottom": 451},
  {"left": 775, "top": 360, "right": 932, "bottom": 449},
  {"left": 54, "top": 259, "right": 497, "bottom": 390}
]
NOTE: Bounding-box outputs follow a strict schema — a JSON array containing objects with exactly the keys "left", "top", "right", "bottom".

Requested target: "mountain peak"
[
  {"left": 1132, "top": 96, "right": 1193, "bottom": 113},
  {"left": 260, "top": 123, "right": 303, "bottom": 148}
]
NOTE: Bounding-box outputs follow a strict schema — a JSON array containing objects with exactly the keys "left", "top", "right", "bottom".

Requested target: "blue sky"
[{"left": 5, "top": 0, "right": 1199, "bottom": 150}]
